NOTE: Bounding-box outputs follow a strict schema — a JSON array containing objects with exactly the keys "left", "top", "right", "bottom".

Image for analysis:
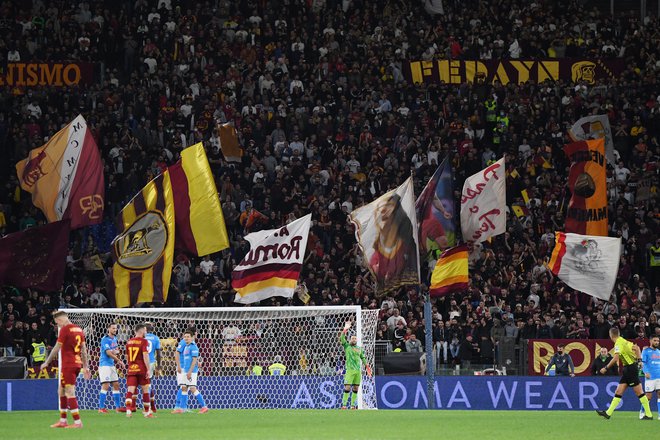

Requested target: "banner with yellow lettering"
[
  {"left": 527, "top": 339, "right": 647, "bottom": 376},
  {"left": 404, "top": 59, "right": 624, "bottom": 85},
  {"left": 0, "top": 62, "right": 97, "bottom": 87}
]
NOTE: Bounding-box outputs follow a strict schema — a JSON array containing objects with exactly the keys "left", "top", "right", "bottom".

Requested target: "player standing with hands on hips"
[
  {"left": 42, "top": 310, "right": 91, "bottom": 429},
  {"left": 340, "top": 321, "right": 372, "bottom": 409},
  {"left": 173, "top": 328, "right": 209, "bottom": 414}
]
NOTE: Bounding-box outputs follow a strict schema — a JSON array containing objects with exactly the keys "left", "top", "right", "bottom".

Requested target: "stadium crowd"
[{"left": 0, "top": 0, "right": 659, "bottom": 369}]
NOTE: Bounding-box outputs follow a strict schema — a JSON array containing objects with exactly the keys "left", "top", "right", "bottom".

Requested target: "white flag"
[
  {"left": 350, "top": 177, "right": 420, "bottom": 295},
  {"left": 548, "top": 232, "right": 621, "bottom": 301},
  {"left": 569, "top": 114, "right": 615, "bottom": 166},
  {"left": 460, "top": 158, "right": 506, "bottom": 243},
  {"left": 232, "top": 214, "right": 311, "bottom": 304}
]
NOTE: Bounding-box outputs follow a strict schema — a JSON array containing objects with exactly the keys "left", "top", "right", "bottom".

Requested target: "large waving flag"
[
  {"left": 232, "top": 214, "right": 312, "bottom": 304},
  {"left": 218, "top": 122, "right": 243, "bottom": 163},
  {"left": 548, "top": 232, "right": 621, "bottom": 300},
  {"left": 0, "top": 220, "right": 70, "bottom": 291},
  {"left": 107, "top": 172, "right": 175, "bottom": 307},
  {"left": 15, "top": 115, "right": 104, "bottom": 229},
  {"left": 350, "top": 177, "right": 420, "bottom": 296},
  {"left": 429, "top": 245, "right": 468, "bottom": 297},
  {"left": 460, "top": 158, "right": 506, "bottom": 243},
  {"left": 415, "top": 158, "right": 456, "bottom": 256},
  {"left": 569, "top": 114, "right": 614, "bottom": 166},
  {"left": 169, "top": 143, "right": 229, "bottom": 256},
  {"left": 563, "top": 139, "right": 608, "bottom": 236}
]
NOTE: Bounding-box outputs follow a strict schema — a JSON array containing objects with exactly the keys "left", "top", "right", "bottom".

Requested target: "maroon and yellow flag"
[
  {"left": 107, "top": 172, "right": 175, "bottom": 307},
  {"left": 15, "top": 115, "right": 104, "bottom": 229},
  {"left": 169, "top": 143, "right": 229, "bottom": 256},
  {"left": 429, "top": 245, "right": 468, "bottom": 297},
  {"left": 0, "top": 220, "right": 70, "bottom": 291},
  {"left": 563, "top": 139, "right": 608, "bottom": 236}
]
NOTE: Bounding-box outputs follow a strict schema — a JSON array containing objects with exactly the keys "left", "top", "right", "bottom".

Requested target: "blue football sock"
[
  {"left": 113, "top": 391, "right": 122, "bottom": 408},
  {"left": 181, "top": 392, "right": 188, "bottom": 410},
  {"left": 194, "top": 391, "right": 206, "bottom": 408},
  {"left": 99, "top": 390, "right": 107, "bottom": 409},
  {"left": 175, "top": 389, "right": 182, "bottom": 409}
]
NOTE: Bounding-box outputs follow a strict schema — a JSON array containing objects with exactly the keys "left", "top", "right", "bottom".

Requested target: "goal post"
[{"left": 61, "top": 306, "right": 379, "bottom": 410}]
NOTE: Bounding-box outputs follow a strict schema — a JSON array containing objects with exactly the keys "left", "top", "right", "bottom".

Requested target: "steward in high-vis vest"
[{"left": 31, "top": 340, "right": 46, "bottom": 365}]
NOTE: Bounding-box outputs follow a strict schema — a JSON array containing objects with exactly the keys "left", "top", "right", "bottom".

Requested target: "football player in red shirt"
[
  {"left": 42, "top": 310, "right": 91, "bottom": 429},
  {"left": 125, "top": 323, "right": 153, "bottom": 418}
]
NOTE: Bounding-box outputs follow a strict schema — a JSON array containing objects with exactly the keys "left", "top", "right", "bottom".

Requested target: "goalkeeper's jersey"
[{"left": 341, "top": 332, "right": 366, "bottom": 371}]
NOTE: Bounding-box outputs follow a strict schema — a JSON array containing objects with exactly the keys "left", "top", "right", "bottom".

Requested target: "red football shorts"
[
  {"left": 126, "top": 374, "right": 150, "bottom": 387},
  {"left": 60, "top": 367, "right": 81, "bottom": 388}
]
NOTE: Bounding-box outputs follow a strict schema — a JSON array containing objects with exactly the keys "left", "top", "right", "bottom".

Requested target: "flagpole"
[
  {"left": 423, "top": 288, "right": 435, "bottom": 408},
  {"left": 411, "top": 170, "right": 435, "bottom": 408}
]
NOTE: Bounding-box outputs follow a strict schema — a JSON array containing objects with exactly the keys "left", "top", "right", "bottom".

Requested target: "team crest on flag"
[
  {"left": 568, "top": 114, "right": 614, "bottom": 166},
  {"left": 108, "top": 172, "right": 175, "bottom": 308},
  {"left": 113, "top": 211, "right": 169, "bottom": 269}
]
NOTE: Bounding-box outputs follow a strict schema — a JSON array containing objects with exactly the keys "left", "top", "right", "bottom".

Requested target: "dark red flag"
[{"left": 0, "top": 220, "right": 70, "bottom": 291}]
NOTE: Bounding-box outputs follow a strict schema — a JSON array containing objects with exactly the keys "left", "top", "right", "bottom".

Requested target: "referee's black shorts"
[{"left": 619, "top": 364, "right": 640, "bottom": 387}]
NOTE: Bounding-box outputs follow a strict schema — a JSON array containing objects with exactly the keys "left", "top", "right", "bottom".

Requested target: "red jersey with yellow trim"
[
  {"left": 126, "top": 337, "right": 149, "bottom": 375},
  {"left": 57, "top": 323, "right": 85, "bottom": 368}
]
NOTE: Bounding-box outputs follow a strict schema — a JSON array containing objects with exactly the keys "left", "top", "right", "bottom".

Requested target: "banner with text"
[
  {"left": 460, "top": 158, "right": 506, "bottom": 244},
  {"left": 527, "top": 339, "right": 648, "bottom": 376},
  {"left": 404, "top": 59, "right": 625, "bottom": 85},
  {"left": 0, "top": 62, "right": 97, "bottom": 87}
]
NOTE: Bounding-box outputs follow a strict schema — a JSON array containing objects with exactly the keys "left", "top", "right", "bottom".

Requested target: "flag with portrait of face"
[
  {"left": 415, "top": 158, "right": 457, "bottom": 257},
  {"left": 569, "top": 114, "right": 614, "bottom": 166},
  {"left": 350, "top": 177, "right": 420, "bottom": 296}
]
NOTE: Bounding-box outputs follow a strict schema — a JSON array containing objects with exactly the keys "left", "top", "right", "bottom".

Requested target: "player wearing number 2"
[
  {"left": 42, "top": 310, "right": 91, "bottom": 429},
  {"left": 124, "top": 323, "right": 153, "bottom": 418},
  {"left": 340, "top": 321, "right": 372, "bottom": 409}
]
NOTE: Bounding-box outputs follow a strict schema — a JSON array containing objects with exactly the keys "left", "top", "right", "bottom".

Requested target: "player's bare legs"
[{"left": 50, "top": 384, "right": 69, "bottom": 428}]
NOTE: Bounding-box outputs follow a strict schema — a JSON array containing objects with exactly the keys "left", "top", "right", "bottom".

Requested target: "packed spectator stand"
[{"left": 0, "top": 0, "right": 658, "bottom": 373}]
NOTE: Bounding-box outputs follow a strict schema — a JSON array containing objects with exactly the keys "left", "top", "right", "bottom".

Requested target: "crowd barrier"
[{"left": 0, "top": 376, "right": 639, "bottom": 411}]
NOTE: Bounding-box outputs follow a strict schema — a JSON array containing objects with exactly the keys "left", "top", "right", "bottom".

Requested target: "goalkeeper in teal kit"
[{"left": 340, "top": 321, "right": 372, "bottom": 409}]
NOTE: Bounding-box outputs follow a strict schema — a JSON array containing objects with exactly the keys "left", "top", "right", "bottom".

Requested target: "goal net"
[{"left": 61, "top": 306, "right": 379, "bottom": 410}]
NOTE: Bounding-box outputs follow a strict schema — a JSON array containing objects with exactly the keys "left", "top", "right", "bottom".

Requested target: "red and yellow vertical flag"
[
  {"left": 563, "top": 139, "right": 608, "bottom": 236},
  {"left": 15, "top": 115, "right": 104, "bottom": 229},
  {"left": 169, "top": 143, "right": 229, "bottom": 256},
  {"left": 107, "top": 172, "right": 175, "bottom": 307},
  {"left": 429, "top": 245, "right": 469, "bottom": 297}
]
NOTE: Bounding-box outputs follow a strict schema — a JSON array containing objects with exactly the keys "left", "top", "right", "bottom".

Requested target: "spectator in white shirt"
[{"left": 200, "top": 255, "right": 215, "bottom": 275}]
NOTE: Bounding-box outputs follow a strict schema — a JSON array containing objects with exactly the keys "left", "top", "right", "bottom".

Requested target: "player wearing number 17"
[
  {"left": 124, "top": 323, "right": 153, "bottom": 418},
  {"left": 41, "top": 310, "right": 91, "bottom": 429},
  {"left": 340, "top": 321, "right": 372, "bottom": 410}
]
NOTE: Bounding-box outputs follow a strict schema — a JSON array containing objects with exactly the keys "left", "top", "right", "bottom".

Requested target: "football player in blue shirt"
[
  {"left": 98, "top": 323, "right": 125, "bottom": 413},
  {"left": 172, "top": 328, "right": 208, "bottom": 414},
  {"left": 144, "top": 322, "right": 162, "bottom": 413},
  {"left": 641, "top": 335, "right": 660, "bottom": 419}
]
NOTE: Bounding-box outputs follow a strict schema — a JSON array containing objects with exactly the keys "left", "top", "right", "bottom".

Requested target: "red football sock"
[
  {"left": 67, "top": 397, "right": 81, "bottom": 423},
  {"left": 132, "top": 395, "right": 137, "bottom": 410},
  {"left": 143, "top": 393, "right": 151, "bottom": 413},
  {"left": 125, "top": 391, "right": 133, "bottom": 411},
  {"left": 59, "top": 396, "right": 68, "bottom": 421}
]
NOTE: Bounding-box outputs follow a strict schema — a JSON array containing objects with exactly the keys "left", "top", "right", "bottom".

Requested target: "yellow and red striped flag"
[
  {"left": 107, "top": 172, "right": 175, "bottom": 307},
  {"left": 169, "top": 143, "right": 229, "bottom": 256},
  {"left": 429, "top": 245, "right": 468, "bottom": 297}
]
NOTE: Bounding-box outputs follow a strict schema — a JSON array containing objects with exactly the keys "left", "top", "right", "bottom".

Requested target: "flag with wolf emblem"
[
  {"left": 107, "top": 172, "right": 175, "bottom": 307},
  {"left": 15, "top": 115, "right": 104, "bottom": 229}
]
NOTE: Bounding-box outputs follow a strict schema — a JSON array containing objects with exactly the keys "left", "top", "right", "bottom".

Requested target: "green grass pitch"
[{"left": 0, "top": 409, "right": 657, "bottom": 440}]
